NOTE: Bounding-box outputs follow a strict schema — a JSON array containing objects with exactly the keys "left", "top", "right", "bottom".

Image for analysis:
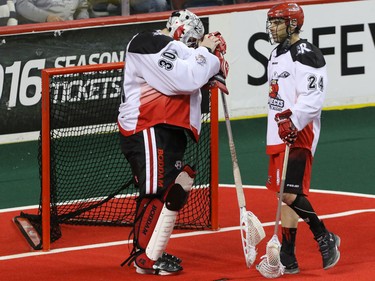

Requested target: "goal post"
[{"left": 14, "top": 62, "right": 219, "bottom": 251}]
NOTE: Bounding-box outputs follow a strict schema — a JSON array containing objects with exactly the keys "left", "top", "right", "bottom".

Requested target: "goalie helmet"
[
  {"left": 267, "top": 2, "right": 304, "bottom": 30},
  {"left": 166, "top": 9, "right": 204, "bottom": 48}
]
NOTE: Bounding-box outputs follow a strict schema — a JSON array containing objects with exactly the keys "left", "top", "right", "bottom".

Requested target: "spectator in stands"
[
  {"left": 130, "top": 0, "right": 169, "bottom": 14},
  {"left": 170, "top": 0, "right": 224, "bottom": 9},
  {"left": 0, "top": 0, "right": 18, "bottom": 25},
  {"left": 90, "top": 0, "right": 169, "bottom": 16},
  {"left": 16, "top": 0, "right": 89, "bottom": 23},
  {"left": 89, "top": 0, "right": 120, "bottom": 17},
  {"left": 235, "top": 0, "right": 266, "bottom": 3}
]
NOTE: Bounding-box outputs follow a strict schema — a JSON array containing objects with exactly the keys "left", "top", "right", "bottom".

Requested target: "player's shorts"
[
  {"left": 266, "top": 147, "right": 312, "bottom": 195},
  {"left": 119, "top": 124, "right": 187, "bottom": 197}
]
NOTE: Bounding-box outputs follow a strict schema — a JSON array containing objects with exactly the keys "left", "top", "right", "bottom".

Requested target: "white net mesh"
[
  {"left": 257, "top": 235, "right": 285, "bottom": 278},
  {"left": 240, "top": 209, "right": 265, "bottom": 267}
]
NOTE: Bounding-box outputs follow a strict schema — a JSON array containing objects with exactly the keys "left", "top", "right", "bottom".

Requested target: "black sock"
[
  {"left": 289, "top": 194, "right": 326, "bottom": 237},
  {"left": 281, "top": 227, "right": 297, "bottom": 255}
]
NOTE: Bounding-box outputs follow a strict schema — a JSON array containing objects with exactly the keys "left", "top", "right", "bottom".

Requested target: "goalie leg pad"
[
  {"left": 135, "top": 197, "right": 164, "bottom": 251},
  {"left": 145, "top": 165, "right": 196, "bottom": 261},
  {"left": 145, "top": 205, "right": 178, "bottom": 261},
  {"left": 135, "top": 202, "right": 178, "bottom": 267},
  {"left": 134, "top": 165, "right": 196, "bottom": 268},
  {"left": 174, "top": 165, "right": 195, "bottom": 192},
  {"left": 164, "top": 165, "right": 196, "bottom": 211},
  {"left": 165, "top": 184, "right": 188, "bottom": 211}
]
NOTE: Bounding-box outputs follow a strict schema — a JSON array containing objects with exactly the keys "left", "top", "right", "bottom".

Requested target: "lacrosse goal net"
[{"left": 14, "top": 62, "right": 219, "bottom": 250}]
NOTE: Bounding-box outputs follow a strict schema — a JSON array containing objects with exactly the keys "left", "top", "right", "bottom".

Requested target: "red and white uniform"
[
  {"left": 118, "top": 30, "right": 220, "bottom": 142},
  {"left": 266, "top": 39, "right": 327, "bottom": 156}
]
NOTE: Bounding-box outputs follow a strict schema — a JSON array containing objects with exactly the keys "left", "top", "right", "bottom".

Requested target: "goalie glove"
[
  {"left": 204, "top": 31, "right": 229, "bottom": 94},
  {"left": 275, "top": 109, "right": 298, "bottom": 145},
  {"left": 208, "top": 31, "right": 227, "bottom": 55},
  {"left": 208, "top": 31, "right": 229, "bottom": 79}
]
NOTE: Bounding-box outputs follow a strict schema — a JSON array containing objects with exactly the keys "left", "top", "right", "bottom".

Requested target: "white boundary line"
[
  {"left": 223, "top": 184, "right": 375, "bottom": 199},
  {"left": 1, "top": 186, "right": 374, "bottom": 261},
  {"left": 1, "top": 185, "right": 374, "bottom": 214},
  {"left": 0, "top": 131, "right": 40, "bottom": 144},
  {"left": 1, "top": 208, "right": 374, "bottom": 261}
]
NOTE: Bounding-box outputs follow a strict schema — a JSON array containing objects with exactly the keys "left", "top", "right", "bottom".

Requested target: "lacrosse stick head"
[
  {"left": 240, "top": 208, "right": 266, "bottom": 267},
  {"left": 257, "top": 234, "right": 285, "bottom": 278}
]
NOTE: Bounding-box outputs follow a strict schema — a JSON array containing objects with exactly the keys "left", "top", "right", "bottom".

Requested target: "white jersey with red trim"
[
  {"left": 266, "top": 39, "right": 327, "bottom": 156},
  {"left": 118, "top": 30, "right": 220, "bottom": 142}
]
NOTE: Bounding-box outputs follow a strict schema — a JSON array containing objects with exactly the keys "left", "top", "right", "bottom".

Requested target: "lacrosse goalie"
[{"left": 118, "top": 9, "right": 228, "bottom": 275}]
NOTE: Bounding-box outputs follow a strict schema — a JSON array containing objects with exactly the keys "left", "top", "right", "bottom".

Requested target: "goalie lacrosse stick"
[
  {"left": 220, "top": 92, "right": 265, "bottom": 268},
  {"left": 257, "top": 145, "right": 290, "bottom": 278},
  {"left": 208, "top": 31, "right": 264, "bottom": 267}
]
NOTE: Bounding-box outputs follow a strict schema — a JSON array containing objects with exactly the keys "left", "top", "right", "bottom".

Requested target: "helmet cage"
[
  {"left": 266, "top": 18, "right": 292, "bottom": 45},
  {"left": 166, "top": 10, "right": 204, "bottom": 48},
  {"left": 266, "top": 3, "right": 304, "bottom": 45}
]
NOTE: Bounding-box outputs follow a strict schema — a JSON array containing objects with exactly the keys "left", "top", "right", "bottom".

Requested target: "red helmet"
[{"left": 267, "top": 2, "right": 304, "bottom": 30}]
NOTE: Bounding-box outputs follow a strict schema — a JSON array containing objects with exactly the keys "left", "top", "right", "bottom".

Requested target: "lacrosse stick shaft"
[
  {"left": 273, "top": 145, "right": 290, "bottom": 235},
  {"left": 256, "top": 146, "right": 289, "bottom": 278},
  {"left": 220, "top": 91, "right": 246, "bottom": 208}
]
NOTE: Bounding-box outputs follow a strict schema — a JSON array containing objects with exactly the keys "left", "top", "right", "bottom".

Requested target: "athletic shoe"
[
  {"left": 132, "top": 252, "right": 182, "bottom": 268},
  {"left": 162, "top": 252, "right": 182, "bottom": 264},
  {"left": 135, "top": 255, "right": 183, "bottom": 275},
  {"left": 280, "top": 250, "right": 300, "bottom": 274},
  {"left": 315, "top": 232, "right": 341, "bottom": 270}
]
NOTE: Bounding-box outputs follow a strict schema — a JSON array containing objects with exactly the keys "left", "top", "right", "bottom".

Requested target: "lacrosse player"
[
  {"left": 265, "top": 2, "right": 341, "bottom": 274},
  {"left": 118, "top": 9, "right": 227, "bottom": 275}
]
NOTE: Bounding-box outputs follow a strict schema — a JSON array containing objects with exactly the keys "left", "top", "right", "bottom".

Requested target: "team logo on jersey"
[
  {"left": 297, "top": 43, "right": 312, "bottom": 55},
  {"left": 268, "top": 71, "right": 290, "bottom": 111},
  {"left": 268, "top": 71, "right": 289, "bottom": 111},
  {"left": 278, "top": 71, "right": 290, "bottom": 79},
  {"left": 195, "top": 54, "right": 207, "bottom": 66},
  {"left": 269, "top": 77, "right": 279, "bottom": 99}
]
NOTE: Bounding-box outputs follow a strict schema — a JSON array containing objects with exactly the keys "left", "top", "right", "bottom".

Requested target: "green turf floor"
[
  {"left": 1, "top": 107, "right": 374, "bottom": 209},
  {"left": 219, "top": 106, "right": 375, "bottom": 195}
]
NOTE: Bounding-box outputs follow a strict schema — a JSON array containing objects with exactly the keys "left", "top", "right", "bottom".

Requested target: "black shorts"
[
  {"left": 120, "top": 124, "right": 187, "bottom": 197},
  {"left": 266, "top": 147, "right": 312, "bottom": 195}
]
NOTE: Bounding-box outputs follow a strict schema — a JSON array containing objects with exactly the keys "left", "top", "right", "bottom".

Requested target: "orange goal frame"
[{"left": 40, "top": 62, "right": 219, "bottom": 251}]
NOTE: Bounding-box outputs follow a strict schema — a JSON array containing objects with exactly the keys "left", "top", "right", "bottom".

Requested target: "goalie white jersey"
[
  {"left": 118, "top": 30, "right": 220, "bottom": 141},
  {"left": 266, "top": 39, "right": 327, "bottom": 155}
]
